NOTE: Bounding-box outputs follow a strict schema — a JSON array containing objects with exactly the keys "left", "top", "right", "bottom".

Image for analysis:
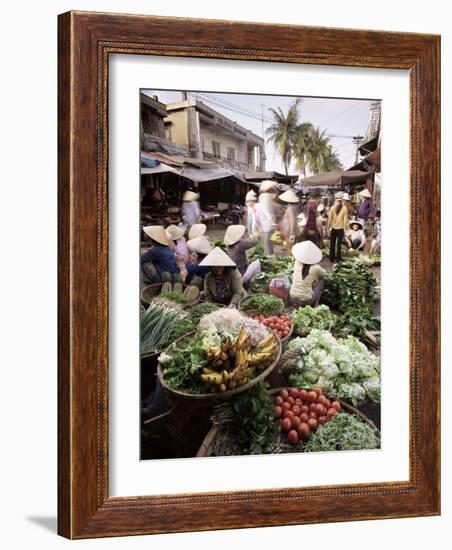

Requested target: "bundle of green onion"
[{"left": 140, "top": 303, "right": 185, "bottom": 356}]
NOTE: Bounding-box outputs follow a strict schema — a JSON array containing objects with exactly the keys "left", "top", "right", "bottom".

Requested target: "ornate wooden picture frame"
[{"left": 58, "top": 11, "right": 440, "bottom": 538}]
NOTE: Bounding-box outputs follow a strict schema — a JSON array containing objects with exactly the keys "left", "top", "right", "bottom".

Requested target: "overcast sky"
[{"left": 143, "top": 89, "right": 377, "bottom": 175}]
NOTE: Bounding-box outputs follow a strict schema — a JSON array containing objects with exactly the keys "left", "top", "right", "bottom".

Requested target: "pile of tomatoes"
[
  {"left": 256, "top": 314, "right": 291, "bottom": 340},
  {"left": 274, "top": 387, "right": 341, "bottom": 445}
]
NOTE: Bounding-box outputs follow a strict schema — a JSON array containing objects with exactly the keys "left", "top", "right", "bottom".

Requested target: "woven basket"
[
  {"left": 141, "top": 283, "right": 200, "bottom": 309},
  {"left": 157, "top": 332, "right": 282, "bottom": 406}
]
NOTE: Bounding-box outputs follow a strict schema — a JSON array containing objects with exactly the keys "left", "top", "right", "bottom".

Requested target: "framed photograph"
[{"left": 58, "top": 11, "right": 440, "bottom": 538}]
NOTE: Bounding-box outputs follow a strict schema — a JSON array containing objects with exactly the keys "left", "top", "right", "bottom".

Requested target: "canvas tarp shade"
[
  {"left": 299, "top": 169, "right": 373, "bottom": 187},
  {"left": 141, "top": 163, "right": 178, "bottom": 175}
]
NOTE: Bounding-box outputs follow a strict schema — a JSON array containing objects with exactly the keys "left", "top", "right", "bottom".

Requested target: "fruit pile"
[
  {"left": 255, "top": 314, "right": 292, "bottom": 340},
  {"left": 201, "top": 328, "right": 278, "bottom": 393},
  {"left": 274, "top": 387, "right": 341, "bottom": 445}
]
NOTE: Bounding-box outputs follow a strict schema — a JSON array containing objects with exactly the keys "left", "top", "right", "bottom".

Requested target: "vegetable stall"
[{"left": 141, "top": 253, "right": 382, "bottom": 460}]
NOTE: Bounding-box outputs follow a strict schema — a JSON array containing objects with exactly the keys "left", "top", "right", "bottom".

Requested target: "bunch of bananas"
[{"left": 200, "top": 328, "right": 277, "bottom": 393}]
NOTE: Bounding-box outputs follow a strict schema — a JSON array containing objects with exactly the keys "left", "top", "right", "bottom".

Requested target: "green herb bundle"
[
  {"left": 303, "top": 412, "right": 380, "bottom": 452},
  {"left": 241, "top": 294, "right": 284, "bottom": 316},
  {"left": 140, "top": 304, "right": 184, "bottom": 356},
  {"left": 293, "top": 305, "right": 337, "bottom": 336}
]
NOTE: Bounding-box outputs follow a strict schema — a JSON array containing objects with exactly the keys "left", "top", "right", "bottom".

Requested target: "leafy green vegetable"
[
  {"left": 158, "top": 335, "right": 208, "bottom": 393},
  {"left": 211, "top": 382, "right": 276, "bottom": 455},
  {"left": 158, "top": 291, "right": 188, "bottom": 305},
  {"left": 333, "top": 308, "right": 380, "bottom": 339},
  {"left": 188, "top": 302, "right": 220, "bottom": 325},
  {"left": 287, "top": 329, "right": 380, "bottom": 405},
  {"left": 323, "top": 259, "right": 377, "bottom": 313},
  {"left": 303, "top": 412, "right": 380, "bottom": 452},
  {"left": 241, "top": 293, "right": 284, "bottom": 316},
  {"left": 247, "top": 251, "right": 295, "bottom": 291},
  {"left": 293, "top": 305, "right": 337, "bottom": 336}
]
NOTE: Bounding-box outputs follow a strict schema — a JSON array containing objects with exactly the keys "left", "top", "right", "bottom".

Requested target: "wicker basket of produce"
[
  {"left": 141, "top": 282, "right": 201, "bottom": 309},
  {"left": 198, "top": 385, "right": 380, "bottom": 457},
  {"left": 157, "top": 325, "right": 282, "bottom": 406}
]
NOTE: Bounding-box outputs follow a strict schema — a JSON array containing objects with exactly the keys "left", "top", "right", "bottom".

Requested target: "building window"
[
  {"left": 227, "top": 147, "right": 235, "bottom": 162},
  {"left": 212, "top": 140, "right": 221, "bottom": 158}
]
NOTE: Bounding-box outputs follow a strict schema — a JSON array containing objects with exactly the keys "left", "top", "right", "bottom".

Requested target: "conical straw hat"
[
  {"left": 166, "top": 224, "right": 185, "bottom": 241},
  {"left": 199, "top": 247, "right": 236, "bottom": 267},
  {"left": 182, "top": 190, "right": 199, "bottom": 202},
  {"left": 187, "top": 236, "right": 212, "bottom": 255},
  {"left": 342, "top": 192, "right": 351, "bottom": 201},
  {"left": 334, "top": 191, "right": 344, "bottom": 199},
  {"left": 349, "top": 219, "right": 363, "bottom": 229},
  {"left": 279, "top": 189, "right": 300, "bottom": 203},
  {"left": 143, "top": 225, "right": 170, "bottom": 246},
  {"left": 245, "top": 190, "right": 257, "bottom": 201},
  {"left": 259, "top": 180, "right": 277, "bottom": 193},
  {"left": 188, "top": 223, "right": 206, "bottom": 240},
  {"left": 359, "top": 188, "right": 372, "bottom": 198},
  {"left": 224, "top": 225, "right": 246, "bottom": 246},
  {"left": 292, "top": 241, "right": 322, "bottom": 265},
  {"left": 317, "top": 203, "right": 325, "bottom": 212}
]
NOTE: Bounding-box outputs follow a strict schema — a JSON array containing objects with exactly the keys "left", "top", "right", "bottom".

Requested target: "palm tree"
[
  {"left": 305, "top": 127, "right": 332, "bottom": 174},
  {"left": 266, "top": 98, "right": 301, "bottom": 175},
  {"left": 292, "top": 122, "right": 314, "bottom": 178},
  {"left": 323, "top": 145, "right": 343, "bottom": 171}
]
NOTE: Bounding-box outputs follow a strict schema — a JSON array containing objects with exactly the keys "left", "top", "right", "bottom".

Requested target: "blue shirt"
[
  {"left": 141, "top": 244, "right": 180, "bottom": 282},
  {"left": 185, "top": 254, "right": 210, "bottom": 283}
]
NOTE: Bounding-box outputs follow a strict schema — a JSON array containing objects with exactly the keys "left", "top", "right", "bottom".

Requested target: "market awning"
[
  {"left": 141, "top": 163, "right": 178, "bottom": 175},
  {"left": 245, "top": 171, "right": 298, "bottom": 184},
  {"left": 180, "top": 165, "right": 246, "bottom": 183},
  {"left": 299, "top": 170, "right": 373, "bottom": 187}
]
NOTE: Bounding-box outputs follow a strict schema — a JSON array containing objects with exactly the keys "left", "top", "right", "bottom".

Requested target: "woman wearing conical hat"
[
  {"left": 300, "top": 205, "right": 323, "bottom": 249},
  {"left": 199, "top": 247, "right": 247, "bottom": 306},
  {"left": 245, "top": 190, "right": 258, "bottom": 236},
  {"left": 356, "top": 188, "right": 375, "bottom": 223},
  {"left": 279, "top": 189, "right": 300, "bottom": 252},
  {"left": 166, "top": 224, "right": 189, "bottom": 263},
  {"left": 223, "top": 225, "right": 258, "bottom": 276},
  {"left": 181, "top": 189, "right": 201, "bottom": 228},
  {"left": 185, "top": 236, "right": 213, "bottom": 285},
  {"left": 345, "top": 219, "right": 367, "bottom": 251},
  {"left": 141, "top": 226, "right": 180, "bottom": 284},
  {"left": 289, "top": 241, "right": 327, "bottom": 308}
]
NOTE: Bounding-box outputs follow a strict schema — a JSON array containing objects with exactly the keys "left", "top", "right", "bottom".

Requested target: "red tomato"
[
  {"left": 291, "top": 405, "right": 300, "bottom": 416},
  {"left": 301, "top": 405, "right": 309, "bottom": 414},
  {"left": 298, "top": 423, "right": 310, "bottom": 439},
  {"left": 317, "top": 395, "right": 327, "bottom": 406},
  {"left": 299, "top": 412, "right": 309, "bottom": 422},
  {"left": 299, "top": 389, "right": 308, "bottom": 400},
  {"left": 275, "top": 396, "right": 284, "bottom": 406},
  {"left": 288, "top": 430, "right": 299, "bottom": 445},
  {"left": 281, "top": 418, "right": 292, "bottom": 432},
  {"left": 280, "top": 389, "right": 289, "bottom": 400},
  {"left": 282, "top": 402, "right": 291, "bottom": 411},
  {"left": 274, "top": 406, "right": 282, "bottom": 417},
  {"left": 313, "top": 386, "right": 323, "bottom": 396},
  {"left": 307, "top": 418, "right": 318, "bottom": 430},
  {"left": 324, "top": 398, "right": 331, "bottom": 408},
  {"left": 316, "top": 404, "right": 326, "bottom": 415},
  {"left": 287, "top": 396, "right": 295, "bottom": 406},
  {"left": 331, "top": 401, "right": 341, "bottom": 412},
  {"left": 283, "top": 409, "right": 294, "bottom": 420},
  {"left": 309, "top": 403, "right": 318, "bottom": 412},
  {"left": 327, "top": 408, "right": 337, "bottom": 419},
  {"left": 309, "top": 411, "right": 317, "bottom": 419},
  {"left": 307, "top": 391, "right": 318, "bottom": 402},
  {"left": 295, "top": 398, "right": 302, "bottom": 407},
  {"left": 318, "top": 415, "right": 327, "bottom": 425},
  {"left": 291, "top": 416, "right": 301, "bottom": 430}
]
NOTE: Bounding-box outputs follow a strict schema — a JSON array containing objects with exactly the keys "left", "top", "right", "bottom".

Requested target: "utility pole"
[
  {"left": 181, "top": 91, "right": 187, "bottom": 100},
  {"left": 261, "top": 104, "right": 265, "bottom": 138},
  {"left": 352, "top": 135, "right": 364, "bottom": 164}
]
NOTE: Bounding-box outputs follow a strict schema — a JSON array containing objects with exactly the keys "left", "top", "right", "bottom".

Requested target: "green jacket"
[{"left": 204, "top": 268, "right": 247, "bottom": 305}]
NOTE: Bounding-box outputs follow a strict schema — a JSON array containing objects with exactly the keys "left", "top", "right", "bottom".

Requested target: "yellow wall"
[{"left": 165, "top": 110, "right": 189, "bottom": 145}]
